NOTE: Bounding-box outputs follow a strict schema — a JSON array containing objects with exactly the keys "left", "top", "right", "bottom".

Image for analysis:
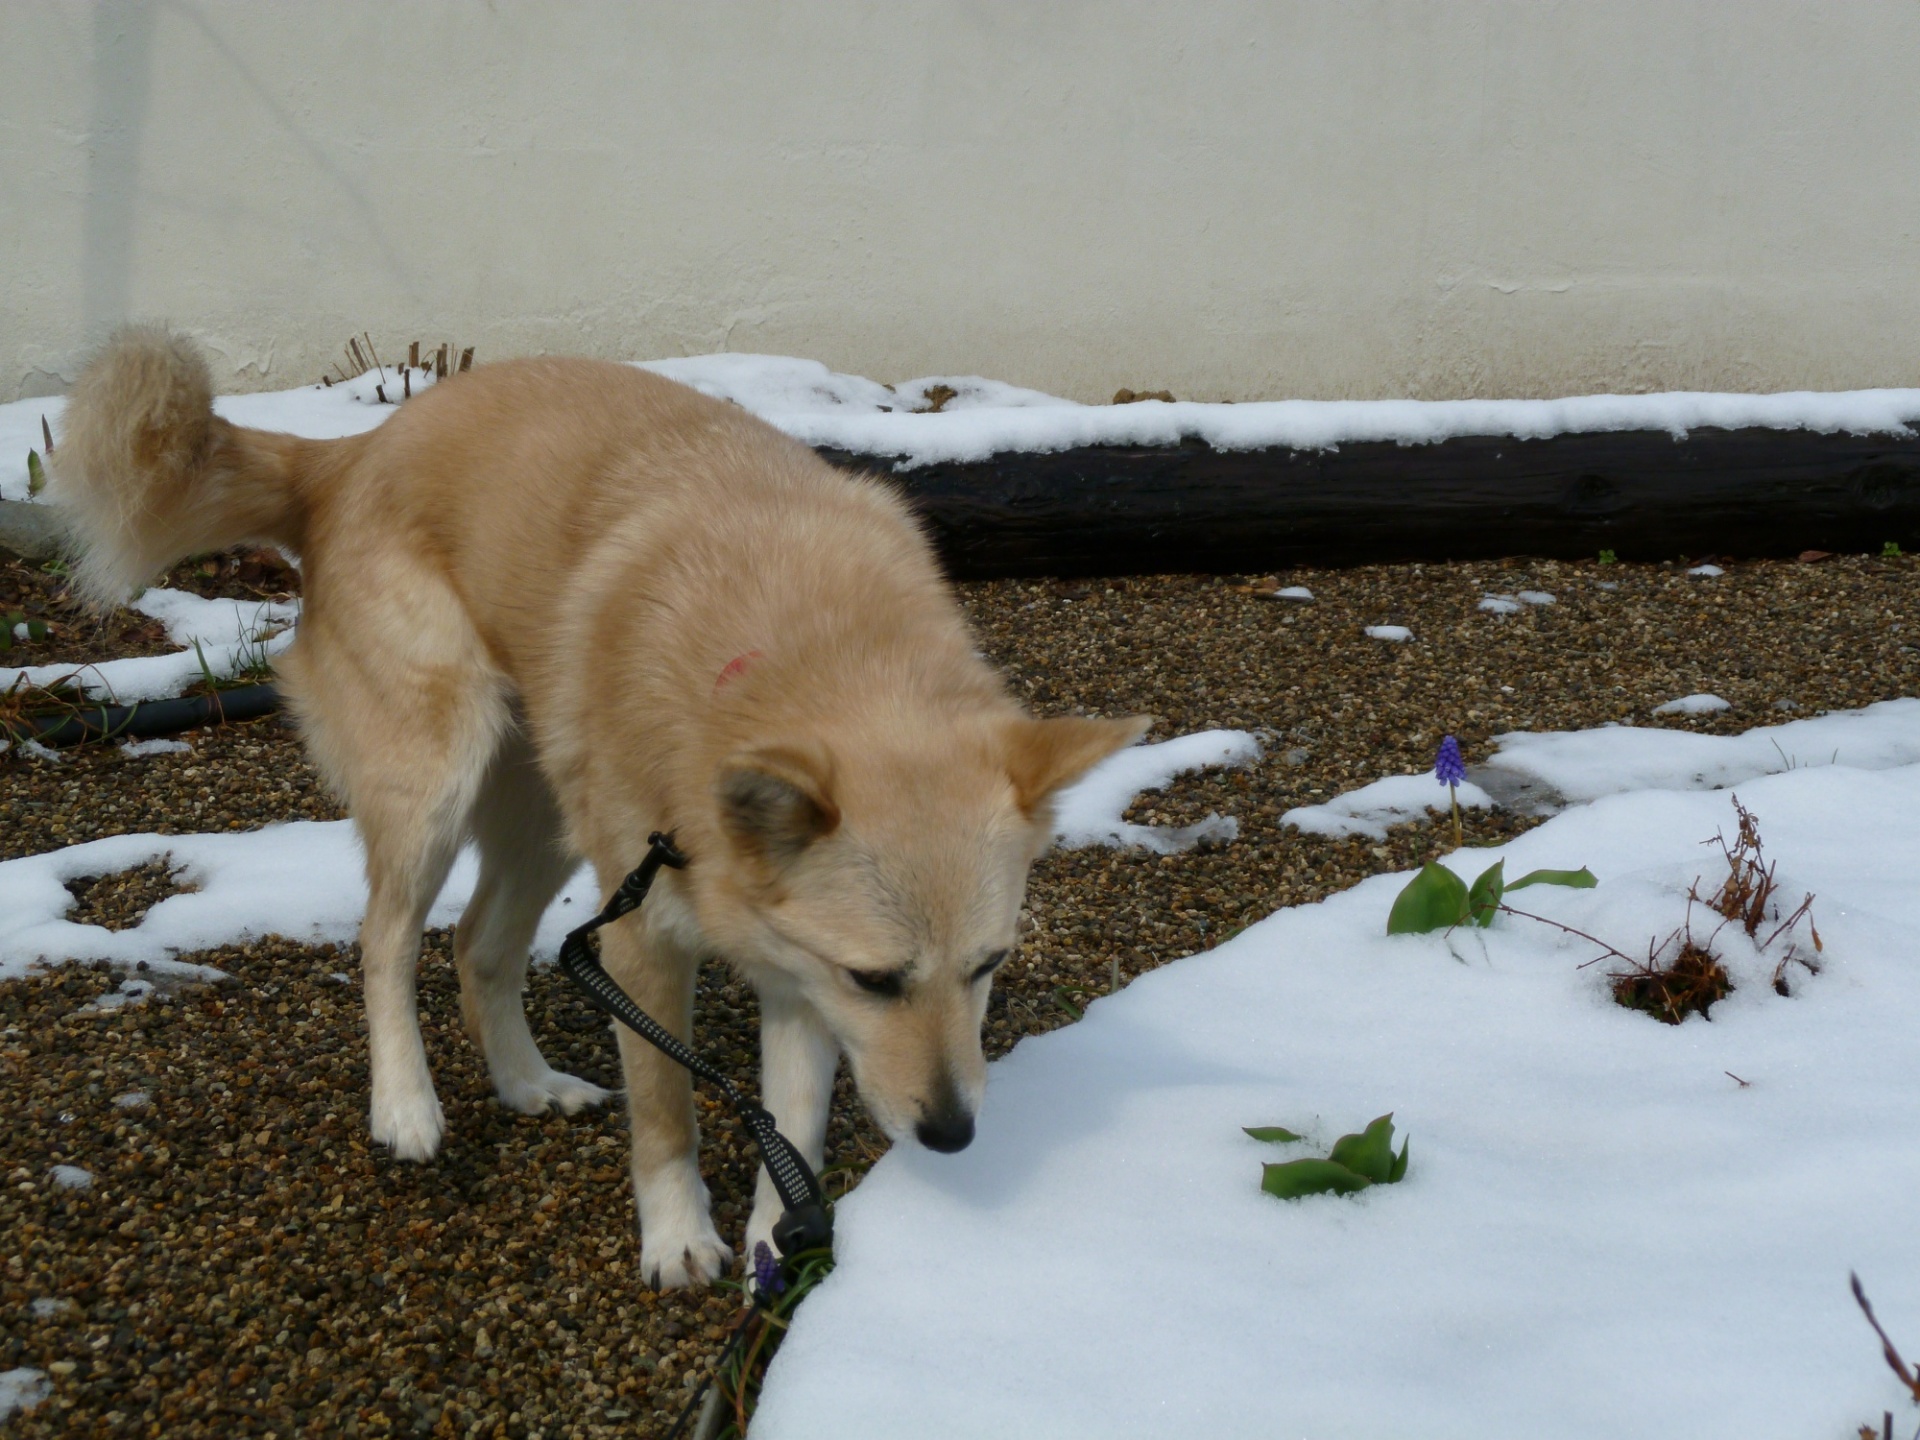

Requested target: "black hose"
[{"left": 3, "top": 683, "right": 282, "bottom": 748}]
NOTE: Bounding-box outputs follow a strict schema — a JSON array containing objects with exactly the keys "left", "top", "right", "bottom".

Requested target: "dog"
[{"left": 50, "top": 327, "right": 1147, "bottom": 1286}]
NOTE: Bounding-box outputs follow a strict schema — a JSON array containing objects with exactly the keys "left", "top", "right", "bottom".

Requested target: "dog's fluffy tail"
[{"left": 50, "top": 325, "right": 327, "bottom": 606}]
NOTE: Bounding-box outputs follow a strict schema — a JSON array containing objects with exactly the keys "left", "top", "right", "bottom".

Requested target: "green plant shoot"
[
  {"left": 1253, "top": 1114, "right": 1410, "bottom": 1200},
  {"left": 1242, "top": 1126, "right": 1303, "bottom": 1143},
  {"left": 26, "top": 449, "right": 46, "bottom": 496},
  {"left": 1388, "top": 860, "right": 1596, "bottom": 934}
]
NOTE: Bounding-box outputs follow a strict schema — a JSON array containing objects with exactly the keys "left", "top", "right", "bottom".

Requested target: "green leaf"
[
  {"left": 26, "top": 449, "right": 45, "bottom": 496},
  {"left": 1260, "top": 1158, "right": 1374, "bottom": 1200},
  {"left": 1327, "top": 1113, "right": 1400, "bottom": 1183},
  {"left": 1242, "top": 1126, "right": 1304, "bottom": 1144},
  {"left": 1467, "top": 859, "right": 1505, "bottom": 928},
  {"left": 1388, "top": 1137, "right": 1410, "bottom": 1183},
  {"left": 24, "top": 619, "right": 46, "bottom": 643},
  {"left": 1506, "top": 867, "right": 1597, "bottom": 893},
  {"left": 1386, "top": 863, "right": 1470, "bottom": 934}
]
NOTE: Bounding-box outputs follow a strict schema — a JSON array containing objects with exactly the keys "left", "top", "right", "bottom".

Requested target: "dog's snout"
[
  {"left": 915, "top": 1109, "right": 975, "bottom": 1153},
  {"left": 913, "top": 1071, "right": 975, "bottom": 1153}
]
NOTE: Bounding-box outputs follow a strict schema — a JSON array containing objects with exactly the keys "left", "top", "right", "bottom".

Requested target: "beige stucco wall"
[{"left": 5, "top": 2, "right": 1919, "bottom": 403}]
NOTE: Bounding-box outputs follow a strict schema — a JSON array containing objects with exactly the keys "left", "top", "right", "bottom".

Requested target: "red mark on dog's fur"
[{"left": 715, "top": 650, "right": 765, "bottom": 691}]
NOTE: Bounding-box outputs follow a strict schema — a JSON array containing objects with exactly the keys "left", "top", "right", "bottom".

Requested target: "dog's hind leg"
[
  {"left": 455, "top": 733, "right": 609, "bottom": 1117},
  {"left": 283, "top": 624, "right": 509, "bottom": 1164}
]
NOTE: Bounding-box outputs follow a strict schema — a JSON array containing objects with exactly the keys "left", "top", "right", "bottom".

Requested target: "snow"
[
  {"left": 12, "top": 361, "right": 1920, "bottom": 498},
  {"left": 28, "top": 1298, "right": 72, "bottom": 1320},
  {"left": 119, "top": 738, "right": 191, "bottom": 758},
  {"left": 1364, "top": 624, "right": 1413, "bottom": 642},
  {"left": 1050, "top": 731, "right": 1261, "bottom": 853},
  {"left": 48, "top": 1165, "right": 91, "bottom": 1191},
  {"left": 0, "top": 734, "right": 1256, "bottom": 979},
  {"left": 1481, "top": 590, "right": 1556, "bottom": 614},
  {"left": 112, "top": 1090, "right": 149, "bottom": 1109},
  {"left": 0, "top": 1370, "right": 50, "bottom": 1420},
  {"left": 1282, "top": 773, "right": 1494, "bottom": 841},
  {"left": 631, "top": 360, "right": 1920, "bottom": 471},
  {"left": 0, "top": 587, "right": 298, "bottom": 703},
  {"left": 1653, "top": 692, "right": 1732, "bottom": 715},
  {"left": 1474, "top": 699, "right": 1920, "bottom": 809},
  {"left": 753, "top": 704, "right": 1920, "bottom": 1439},
  {"left": 1688, "top": 564, "right": 1726, "bottom": 577},
  {"left": 1271, "top": 586, "right": 1314, "bottom": 602},
  {"left": 81, "top": 977, "right": 156, "bottom": 1012}
]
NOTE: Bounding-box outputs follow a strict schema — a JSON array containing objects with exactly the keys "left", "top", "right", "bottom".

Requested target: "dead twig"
[
  {"left": 1851, "top": 1272, "right": 1920, "bottom": 1403},
  {"left": 1499, "top": 903, "right": 1638, "bottom": 969}
]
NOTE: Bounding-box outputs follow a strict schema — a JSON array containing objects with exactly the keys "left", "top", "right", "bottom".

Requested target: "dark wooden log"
[
  {"left": 819, "top": 426, "right": 1920, "bottom": 578},
  {"left": 4, "top": 683, "right": 282, "bottom": 748}
]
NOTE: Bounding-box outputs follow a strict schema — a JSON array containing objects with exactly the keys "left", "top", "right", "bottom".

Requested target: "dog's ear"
[
  {"left": 716, "top": 743, "right": 841, "bottom": 864},
  {"left": 1003, "top": 714, "right": 1152, "bottom": 818}
]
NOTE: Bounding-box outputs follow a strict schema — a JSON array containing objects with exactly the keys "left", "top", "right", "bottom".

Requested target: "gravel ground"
[{"left": 2, "top": 551, "right": 1916, "bottom": 1437}]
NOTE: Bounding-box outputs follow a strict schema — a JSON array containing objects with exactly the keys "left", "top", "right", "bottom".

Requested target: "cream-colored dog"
[{"left": 51, "top": 328, "right": 1145, "bottom": 1286}]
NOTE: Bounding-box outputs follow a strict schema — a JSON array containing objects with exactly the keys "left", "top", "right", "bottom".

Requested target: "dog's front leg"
[
  {"left": 600, "top": 918, "right": 733, "bottom": 1289},
  {"left": 743, "top": 978, "right": 839, "bottom": 1265}
]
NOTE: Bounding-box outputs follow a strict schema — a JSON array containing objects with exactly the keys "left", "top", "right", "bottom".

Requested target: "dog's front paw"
[
  {"left": 495, "top": 1066, "right": 611, "bottom": 1118},
  {"left": 640, "top": 1223, "right": 734, "bottom": 1290},
  {"left": 370, "top": 1088, "right": 446, "bottom": 1162},
  {"left": 742, "top": 1204, "right": 782, "bottom": 1273}
]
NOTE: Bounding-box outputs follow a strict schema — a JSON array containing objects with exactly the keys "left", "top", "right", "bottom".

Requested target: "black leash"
[{"left": 556, "top": 831, "right": 833, "bottom": 1259}]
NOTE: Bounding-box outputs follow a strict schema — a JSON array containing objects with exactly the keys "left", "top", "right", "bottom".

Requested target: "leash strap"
[{"left": 556, "top": 831, "right": 833, "bottom": 1257}]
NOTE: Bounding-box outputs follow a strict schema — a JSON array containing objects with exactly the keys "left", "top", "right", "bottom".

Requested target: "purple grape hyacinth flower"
[
  {"left": 753, "top": 1240, "right": 786, "bottom": 1298},
  {"left": 1434, "top": 734, "right": 1467, "bottom": 846}
]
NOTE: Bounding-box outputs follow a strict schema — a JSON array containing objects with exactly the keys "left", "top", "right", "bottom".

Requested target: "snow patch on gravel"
[
  {"left": 1052, "top": 731, "right": 1262, "bottom": 853},
  {"left": 0, "top": 1369, "right": 50, "bottom": 1420},
  {"left": 0, "top": 588, "right": 298, "bottom": 703},
  {"left": 1282, "top": 774, "right": 1494, "bottom": 841},
  {"left": 0, "top": 731, "right": 1261, "bottom": 977},
  {"left": 1653, "top": 693, "right": 1731, "bottom": 715}
]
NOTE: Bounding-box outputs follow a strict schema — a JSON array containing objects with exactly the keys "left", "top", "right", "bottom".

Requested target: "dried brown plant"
[
  {"left": 1609, "top": 935, "right": 1732, "bottom": 1024},
  {"left": 1697, "top": 796, "right": 1823, "bottom": 995}
]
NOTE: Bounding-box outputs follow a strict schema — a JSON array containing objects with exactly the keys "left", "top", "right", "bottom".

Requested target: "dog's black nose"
[{"left": 915, "top": 1110, "right": 975, "bottom": 1153}]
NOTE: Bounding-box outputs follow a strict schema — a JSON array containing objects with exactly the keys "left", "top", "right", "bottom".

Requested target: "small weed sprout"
[
  {"left": 1, "top": 610, "right": 48, "bottom": 652},
  {"left": 1884, "top": 541, "right": 1904, "bottom": 559},
  {"left": 1597, "top": 548, "right": 1618, "bottom": 566}
]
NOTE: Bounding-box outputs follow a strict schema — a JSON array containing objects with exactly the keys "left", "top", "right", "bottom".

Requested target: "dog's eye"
[
  {"left": 849, "top": 968, "right": 906, "bottom": 999},
  {"left": 970, "top": 949, "right": 1010, "bottom": 984}
]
